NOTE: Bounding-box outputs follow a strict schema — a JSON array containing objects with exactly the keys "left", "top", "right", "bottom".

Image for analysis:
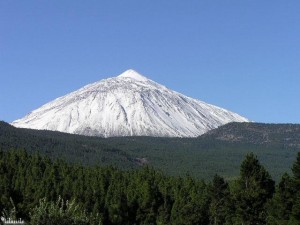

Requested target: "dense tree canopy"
[{"left": 1, "top": 149, "right": 300, "bottom": 224}]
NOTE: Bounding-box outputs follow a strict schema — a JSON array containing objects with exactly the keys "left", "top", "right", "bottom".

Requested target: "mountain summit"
[
  {"left": 117, "top": 69, "right": 149, "bottom": 82},
  {"left": 12, "top": 69, "right": 249, "bottom": 137}
]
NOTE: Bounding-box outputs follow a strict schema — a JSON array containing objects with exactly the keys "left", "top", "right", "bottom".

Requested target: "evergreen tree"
[
  {"left": 233, "top": 153, "right": 275, "bottom": 225},
  {"left": 288, "top": 152, "right": 300, "bottom": 224},
  {"left": 292, "top": 152, "right": 300, "bottom": 183},
  {"left": 267, "top": 173, "right": 294, "bottom": 225},
  {"left": 209, "top": 174, "right": 233, "bottom": 225},
  {"left": 170, "top": 177, "right": 210, "bottom": 225}
]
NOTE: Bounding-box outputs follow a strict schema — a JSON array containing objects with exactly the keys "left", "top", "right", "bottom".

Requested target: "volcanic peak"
[{"left": 117, "top": 69, "right": 149, "bottom": 82}]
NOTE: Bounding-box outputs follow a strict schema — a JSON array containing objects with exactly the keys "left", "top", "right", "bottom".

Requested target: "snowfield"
[{"left": 12, "top": 69, "right": 249, "bottom": 137}]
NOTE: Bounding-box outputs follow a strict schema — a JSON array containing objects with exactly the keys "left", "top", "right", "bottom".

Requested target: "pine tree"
[
  {"left": 209, "top": 174, "right": 233, "bottom": 225},
  {"left": 267, "top": 173, "right": 294, "bottom": 225},
  {"left": 292, "top": 152, "right": 300, "bottom": 190},
  {"left": 170, "top": 177, "right": 210, "bottom": 225},
  {"left": 233, "top": 153, "right": 275, "bottom": 225},
  {"left": 292, "top": 152, "right": 300, "bottom": 182},
  {"left": 288, "top": 152, "right": 300, "bottom": 224}
]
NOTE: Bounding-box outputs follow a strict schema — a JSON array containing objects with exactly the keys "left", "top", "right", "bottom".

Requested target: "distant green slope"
[
  {"left": 0, "top": 121, "right": 138, "bottom": 169},
  {"left": 202, "top": 122, "right": 300, "bottom": 146},
  {"left": 1, "top": 121, "right": 300, "bottom": 181}
]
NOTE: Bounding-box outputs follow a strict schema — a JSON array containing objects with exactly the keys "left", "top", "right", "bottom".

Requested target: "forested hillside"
[
  {"left": 1, "top": 121, "right": 300, "bottom": 180},
  {"left": 1, "top": 149, "right": 300, "bottom": 224},
  {"left": 0, "top": 121, "right": 138, "bottom": 169},
  {"left": 203, "top": 122, "right": 300, "bottom": 145}
]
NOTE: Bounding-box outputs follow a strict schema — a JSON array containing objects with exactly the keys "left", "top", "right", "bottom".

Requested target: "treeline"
[{"left": 1, "top": 149, "right": 300, "bottom": 224}]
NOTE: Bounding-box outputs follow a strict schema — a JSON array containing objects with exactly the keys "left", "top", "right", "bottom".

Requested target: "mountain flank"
[
  {"left": 12, "top": 69, "right": 248, "bottom": 137},
  {"left": 202, "top": 122, "right": 300, "bottom": 146},
  {"left": 1, "top": 121, "right": 300, "bottom": 181}
]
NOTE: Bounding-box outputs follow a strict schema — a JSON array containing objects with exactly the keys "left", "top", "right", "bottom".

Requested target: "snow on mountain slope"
[{"left": 12, "top": 69, "right": 249, "bottom": 137}]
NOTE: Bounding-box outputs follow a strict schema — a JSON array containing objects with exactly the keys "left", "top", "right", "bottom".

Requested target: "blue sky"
[{"left": 1, "top": 1, "right": 299, "bottom": 123}]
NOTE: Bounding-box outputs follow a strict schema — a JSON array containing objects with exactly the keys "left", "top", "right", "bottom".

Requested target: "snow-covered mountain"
[{"left": 12, "top": 69, "right": 249, "bottom": 137}]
